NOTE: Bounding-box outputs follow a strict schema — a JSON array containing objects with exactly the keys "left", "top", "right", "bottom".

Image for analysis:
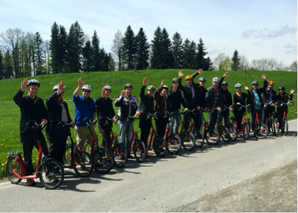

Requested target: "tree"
[
  {"left": 135, "top": 28, "right": 149, "bottom": 70},
  {"left": 34, "top": 32, "right": 44, "bottom": 75},
  {"left": 150, "top": 26, "right": 163, "bottom": 69},
  {"left": 239, "top": 55, "right": 249, "bottom": 71},
  {"left": 58, "top": 25, "right": 68, "bottom": 73},
  {"left": 91, "top": 31, "right": 100, "bottom": 71},
  {"left": 3, "top": 50, "right": 13, "bottom": 78},
  {"left": 182, "top": 39, "right": 196, "bottom": 69},
  {"left": 231, "top": 50, "right": 240, "bottom": 71},
  {"left": 111, "top": 30, "right": 123, "bottom": 70},
  {"left": 0, "top": 50, "right": 3, "bottom": 79},
  {"left": 196, "top": 38, "right": 208, "bottom": 70},
  {"left": 213, "top": 53, "right": 226, "bottom": 70},
  {"left": 67, "top": 21, "right": 84, "bottom": 72},
  {"left": 82, "top": 40, "right": 93, "bottom": 72},
  {"left": 44, "top": 40, "right": 50, "bottom": 74},
  {"left": 172, "top": 32, "right": 183, "bottom": 68},
  {"left": 289, "top": 60, "right": 297, "bottom": 71},
  {"left": 219, "top": 56, "right": 232, "bottom": 71},
  {"left": 49, "top": 22, "right": 59, "bottom": 73},
  {"left": 122, "top": 25, "right": 136, "bottom": 70},
  {"left": 205, "top": 57, "right": 214, "bottom": 71},
  {"left": 160, "top": 28, "right": 173, "bottom": 68}
]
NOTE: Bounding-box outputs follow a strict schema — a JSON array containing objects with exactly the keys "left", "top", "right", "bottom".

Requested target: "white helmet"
[
  {"left": 27, "top": 79, "right": 40, "bottom": 87},
  {"left": 82, "top": 84, "right": 92, "bottom": 92},
  {"left": 104, "top": 85, "right": 112, "bottom": 92},
  {"left": 53, "top": 85, "right": 59, "bottom": 91}
]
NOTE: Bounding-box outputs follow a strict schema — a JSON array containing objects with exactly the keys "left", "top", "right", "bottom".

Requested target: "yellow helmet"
[
  {"left": 185, "top": 75, "right": 193, "bottom": 81},
  {"left": 268, "top": 80, "right": 274, "bottom": 86}
]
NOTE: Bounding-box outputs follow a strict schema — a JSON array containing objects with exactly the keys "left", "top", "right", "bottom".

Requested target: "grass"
[{"left": 0, "top": 69, "right": 297, "bottom": 178}]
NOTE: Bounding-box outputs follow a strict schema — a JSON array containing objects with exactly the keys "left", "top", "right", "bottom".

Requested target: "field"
[{"left": 0, "top": 69, "right": 296, "bottom": 178}]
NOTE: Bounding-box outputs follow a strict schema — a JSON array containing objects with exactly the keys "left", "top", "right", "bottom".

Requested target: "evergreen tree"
[
  {"left": 161, "top": 28, "right": 173, "bottom": 68},
  {"left": 122, "top": 25, "right": 136, "bottom": 70},
  {"left": 135, "top": 28, "right": 149, "bottom": 70},
  {"left": 50, "top": 22, "right": 59, "bottom": 73},
  {"left": 231, "top": 50, "right": 240, "bottom": 71},
  {"left": 58, "top": 25, "right": 68, "bottom": 73},
  {"left": 205, "top": 57, "right": 214, "bottom": 71},
  {"left": 91, "top": 31, "right": 100, "bottom": 71},
  {"left": 172, "top": 32, "right": 183, "bottom": 68},
  {"left": 82, "top": 40, "right": 93, "bottom": 72},
  {"left": 67, "top": 21, "right": 84, "bottom": 72},
  {"left": 182, "top": 39, "right": 196, "bottom": 69},
  {"left": 189, "top": 41, "right": 197, "bottom": 69},
  {"left": 196, "top": 38, "right": 207, "bottom": 70},
  {"left": 150, "top": 26, "right": 163, "bottom": 69},
  {"left": 0, "top": 50, "right": 3, "bottom": 79},
  {"left": 3, "top": 50, "right": 13, "bottom": 78},
  {"left": 34, "top": 32, "right": 44, "bottom": 75}
]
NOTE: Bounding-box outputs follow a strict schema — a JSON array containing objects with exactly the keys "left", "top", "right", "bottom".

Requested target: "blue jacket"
[{"left": 73, "top": 95, "right": 96, "bottom": 127}]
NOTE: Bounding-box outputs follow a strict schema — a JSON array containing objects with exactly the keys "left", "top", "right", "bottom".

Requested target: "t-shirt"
[{"left": 73, "top": 95, "right": 96, "bottom": 127}]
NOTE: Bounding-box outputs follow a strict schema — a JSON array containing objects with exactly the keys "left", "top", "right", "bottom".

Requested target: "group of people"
[{"left": 13, "top": 70, "right": 294, "bottom": 185}]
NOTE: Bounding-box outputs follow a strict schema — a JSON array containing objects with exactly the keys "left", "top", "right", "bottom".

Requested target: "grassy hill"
[{"left": 0, "top": 69, "right": 296, "bottom": 178}]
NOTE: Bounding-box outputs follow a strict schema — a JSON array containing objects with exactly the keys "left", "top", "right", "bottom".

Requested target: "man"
[
  {"left": 13, "top": 79, "right": 48, "bottom": 186},
  {"left": 276, "top": 87, "right": 294, "bottom": 132},
  {"left": 139, "top": 78, "right": 155, "bottom": 147},
  {"left": 115, "top": 83, "right": 138, "bottom": 158},
  {"left": 219, "top": 72, "right": 232, "bottom": 127},
  {"left": 205, "top": 77, "right": 224, "bottom": 132},
  {"left": 46, "top": 81, "right": 73, "bottom": 165},
  {"left": 168, "top": 78, "right": 185, "bottom": 135},
  {"left": 262, "top": 80, "right": 277, "bottom": 125},
  {"left": 249, "top": 74, "right": 267, "bottom": 131},
  {"left": 73, "top": 78, "right": 97, "bottom": 150}
]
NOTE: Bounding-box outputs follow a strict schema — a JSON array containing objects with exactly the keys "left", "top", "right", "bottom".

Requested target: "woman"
[
  {"left": 232, "top": 83, "right": 250, "bottom": 132},
  {"left": 95, "top": 85, "right": 116, "bottom": 149}
]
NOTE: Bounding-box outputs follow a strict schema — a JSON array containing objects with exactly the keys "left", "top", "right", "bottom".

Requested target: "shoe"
[
  {"left": 119, "top": 154, "right": 125, "bottom": 161},
  {"left": 26, "top": 179, "right": 36, "bottom": 186}
]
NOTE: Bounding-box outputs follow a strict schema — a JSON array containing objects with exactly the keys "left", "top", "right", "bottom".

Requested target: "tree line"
[{"left": 0, "top": 21, "right": 296, "bottom": 79}]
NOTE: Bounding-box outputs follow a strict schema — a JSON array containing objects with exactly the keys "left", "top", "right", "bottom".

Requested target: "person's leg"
[
  {"left": 75, "top": 126, "right": 88, "bottom": 150},
  {"left": 20, "top": 133, "right": 35, "bottom": 175}
]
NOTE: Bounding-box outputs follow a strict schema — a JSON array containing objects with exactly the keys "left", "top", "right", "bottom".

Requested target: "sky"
[{"left": 0, "top": 0, "right": 297, "bottom": 66}]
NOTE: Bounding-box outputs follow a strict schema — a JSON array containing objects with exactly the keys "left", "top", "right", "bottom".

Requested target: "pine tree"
[
  {"left": 0, "top": 50, "right": 3, "bottom": 79},
  {"left": 82, "top": 40, "right": 93, "bottom": 72},
  {"left": 67, "top": 21, "right": 84, "bottom": 72},
  {"left": 231, "top": 50, "right": 240, "bottom": 71},
  {"left": 135, "top": 28, "right": 149, "bottom": 70},
  {"left": 150, "top": 27, "right": 163, "bottom": 69},
  {"left": 182, "top": 39, "right": 196, "bottom": 69},
  {"left": 161, "top": 28, "right": 173, "bottom": 68},
  {"left": 172, "top": 32, "right": 183, "bottom": 68},
  {"left": 58, "top": 25, "right": 68, "bottom": 73},
  {"left": 91, "top": 31, "right": 100, "bottom": 71},
  {"left": 50, "top": 22, "right": 59, "bottom": 73},
  {"left": 189, "top": 41, "right": 197, "bottom": 69},
  {"left": 3, "top": 50, "right": 13, "bottom": 78},
  {"left": 196, "top": 38, "right": 207, "bottom": 70},
  {"left": 122, "top": 25, "right": 136, "bottom": 70},
  {"left": 34, "top": 32, "right": 44, "bottom": 75}
]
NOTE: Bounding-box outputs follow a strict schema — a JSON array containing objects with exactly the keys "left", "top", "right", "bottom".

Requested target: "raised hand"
[
  {"left": 223, "top": 72, "right": 229, "bottom": 77},
  {"left": 197, "top": 69, "right": 203, "bottom": 74},
  {"left": 245, "top": 86, "right": 249, "bottom": 91},
  {"left": 120, "top": 89, "right": 126, "bottom": 97},
  {"left": 161, "top": 80, "right": 164, "bottom": 86},
  {"left": 78, "top": 78, "right": 84, "bottom": 88},
  {"left": 262, "top": 74, "right": 266, "bottom": 80},
  {"left": 143, "top": 77, "right": 147, "bottom": 86},
  {"left": 178, "top": 70, "right": 184, "bottom": 78},
  {"left": 58, "top": 81, "right": 66, "bottom": 94},
  {"left": 290, "top": 89, "right": 295, "bottom": 94},
  {"left": 21, "top": 79, "right": 28, "bottom": 92}
]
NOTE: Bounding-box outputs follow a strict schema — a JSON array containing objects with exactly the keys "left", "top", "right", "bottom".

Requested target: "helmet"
[
  {"left": 53, "top": 85, "right": 59, "bottom": 91},
  {"left": 82, "top": 84, "right": 92, "bottom": 92},
  {"left": 185, "top": 75, "right": 193, "bottom": 81},
  {"left": 172, "top": 78, "right": 179, "bottom": 83},
  {"left": 252, "top": 81, "right": 259, "bottom": 86},
  {"left": 162, "top": 85, "right": 169, "bottom": 90},
  {"left": 222, "top": 81, "right": 228, "bottom": 86},
  {"left": 27, "top": 79, "right": 40, "bottom": 87},
  {"left": 103, "top": 85, "right": 112, "bottom": 92},
  {"left": 268, "top": 80, "right": 274, "bottom": 86},
  {"left": 212, "top": 77, "right": 220, "bottom": 83},
  {"left": 235, "top": 83, "right": 242, "bottom": 88},
  {"left": 278, "top": 86, "right": 285, "bottom": 90},
  {"left": 147, "top": 85, "right": 155, "bottom": 91},
  {"left": 124, "top": 83, "right": 133, "bottom": 89},
  {"left": 199, "top": 77, "right": 206, "bottom": 82}
]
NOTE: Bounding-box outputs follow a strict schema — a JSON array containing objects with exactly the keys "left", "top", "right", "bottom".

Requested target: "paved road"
[{"left": 0, "top": 120, "right": 297, "bottom": 212}]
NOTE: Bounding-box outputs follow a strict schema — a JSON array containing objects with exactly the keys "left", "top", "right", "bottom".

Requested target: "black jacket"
[
  {"left": 219, "top": 77, "right": 232, "bottom": 108},
  {"left": 263, "top": 89, "right": 277, "bottom": 105},
  {"left": 13, "top": 89, "right": 48, "bottom": 133},
  {"left": 95, "top": 97, "right": 116, "bottom": 125},
  {"left": 178, "top": 77, "right": 199, "bottom": 110},
  {"left": 168, "top": 88, "right": 185, "bottom": 112},
  {"left": 191, "top": 72, "right": 207, "bottom": 108},
  {"left": 139, "top": 86, "right": 155, "bottom": 117},
  {"left": 155, "top": 85, "right": 169, "bottom": 118},
  {"left": 115, "top": 95, "right": 138, "bottom": 119},
  {"left": 46, "top": 92, "right": 72, "bottom": 133}
]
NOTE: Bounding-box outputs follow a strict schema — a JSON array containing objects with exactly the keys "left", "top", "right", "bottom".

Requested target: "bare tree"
[
  {"left": 213, "top": 53, "right": 226, "bottom": 70},
  {"left": 289, "top": 60, "right": 297, "bottom": 71},
  {"left": 239, "top": 55, "right": 249, "bottom": 71},
  {"left": 111, "top": 30, "right": 123, "bottom": 71}
]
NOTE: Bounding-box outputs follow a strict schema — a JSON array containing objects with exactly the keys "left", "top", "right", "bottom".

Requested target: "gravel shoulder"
[{"left": 172, "top": 160, "right": 297, "bottom": 212}]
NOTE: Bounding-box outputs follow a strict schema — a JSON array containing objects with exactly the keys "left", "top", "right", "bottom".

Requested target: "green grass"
[{"left": 0, "top": 69, "right": 297, "bottom": 178}]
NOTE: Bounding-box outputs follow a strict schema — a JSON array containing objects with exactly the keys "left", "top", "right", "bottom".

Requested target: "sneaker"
[{"left": 26, "top": 179, "right": 36, "bottom": 186}]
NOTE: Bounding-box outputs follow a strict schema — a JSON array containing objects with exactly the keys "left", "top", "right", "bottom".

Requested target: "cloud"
[
  {"left": 242, "top": 25, "right": 296, "bottom": 38},
  {"left": 284, "top": 43, "right": 297, "bottom": 54}
]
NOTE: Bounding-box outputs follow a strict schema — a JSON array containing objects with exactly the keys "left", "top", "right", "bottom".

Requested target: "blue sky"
[{"left": 0, "top": 0, "right": 297, "bottom": 66}]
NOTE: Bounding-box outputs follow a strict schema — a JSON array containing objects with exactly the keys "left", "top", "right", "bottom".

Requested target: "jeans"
[
  {"left": 139, "top": 116, "right": 152, "bottom": 147},
  {"left": 218, "top": 110, "right": 230, "bottom": 126},
  {"left": 251, "top": 109, "right": 262, "bottom": 130},
  {"left": 208, "top": 109, "right": 220, "bottom": 131},
  {"left": 118, "top": 119, "right": 133, "bottom": 154},
  {"left": 169, "top": 111, "right": 181, "bottom": 135}
]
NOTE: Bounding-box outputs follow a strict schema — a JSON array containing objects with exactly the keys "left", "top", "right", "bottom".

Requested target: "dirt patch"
[{"left": 173, "top": 160, "right": 297, "bottom": 212}]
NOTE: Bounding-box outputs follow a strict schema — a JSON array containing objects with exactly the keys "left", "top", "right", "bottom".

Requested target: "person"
[
  {"left": 115, "top": 83, "right": 139, "bottom": 159},
  {"left": 138, "top": 78, "right": 155, "bottom": 148},
  {"left": 46, "top": 81, "right": 73, "bottom": 165},
  {"left": 232, "top": 83, "right": 250, "bottom": 132},
  {"left": 262, "top": 80, "right": 277, "bottom": 125},
  {"left": 248, "top": 74, "right": 267, "bottom": 131},
  {"left": 205, "top": 77, "right": 224, "bottom": 132},
  {"left": 276, "top": 86, "right": 294, "bottom": 132},
  {"left": 73, "top": 78, "right": 97, "bottom": 150},
  {"left": 13, "top": 79, "right": 48, "bottom": 186},
  {"left": 95, "top": 85, "right": 116, "bottom": 150},
  {"left": 178, "top": 70, "right": 202, "bottom": 133},
  {"left": 219, "top": 72, "right": 232, "bottom": 127},
  {"left": 154, "top": 80, "right": 169, "bottom": 139},
  {"left": 168, "top": 78, "right": 185, "bottom": 135}
]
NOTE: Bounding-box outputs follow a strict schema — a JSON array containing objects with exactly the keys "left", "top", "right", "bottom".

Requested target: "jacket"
[{"left": 95, "top": 97, "right": 116, "bottom": 125}]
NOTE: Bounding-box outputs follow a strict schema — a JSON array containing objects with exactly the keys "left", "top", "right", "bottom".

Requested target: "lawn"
[{"left": 0, "top": 69, "right": 296, "bottom": 178}]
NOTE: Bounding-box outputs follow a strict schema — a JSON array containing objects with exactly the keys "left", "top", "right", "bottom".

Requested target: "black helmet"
[
  {"left": 278, "top": 86, "right": 285, "bottom": 90},
  {"left": 27, "top": 79, "right": 40, "bottom": 87},
  {"left": 252, "top": 81, "right": 258, "bottom": 86},
  {"left": 222, "top": 81, "right": 228, "bottom": 86},
  {"left": 124, "top": 83, "right": 133, "bottom": 89},
  {"left": 172, "top": 78, "right": 179, "bottom": 83}
]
